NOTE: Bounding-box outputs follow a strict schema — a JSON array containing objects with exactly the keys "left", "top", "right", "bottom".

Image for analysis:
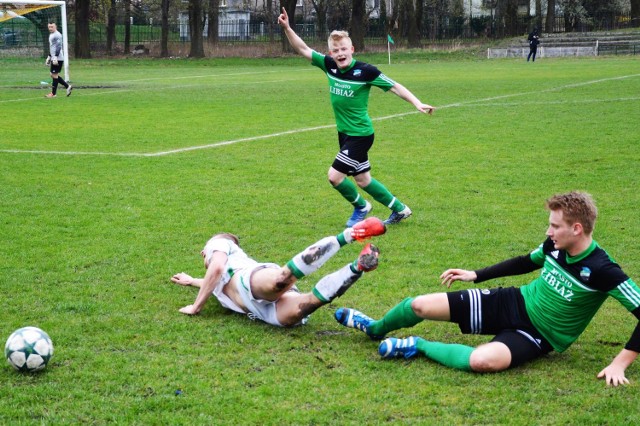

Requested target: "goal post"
[{"left": 0, "top": 0, "right": 69, "bottom": 81}]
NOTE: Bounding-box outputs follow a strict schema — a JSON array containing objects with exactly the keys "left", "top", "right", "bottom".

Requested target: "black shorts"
[
  {"left": 447, "top": 287, "right": 553, "bottom": 368},
  {"left": 331, "top": 132, "right": 373, "bottom": 176},
  {"left": 50, "top": 62, "right": 63, "bottom": 74}
]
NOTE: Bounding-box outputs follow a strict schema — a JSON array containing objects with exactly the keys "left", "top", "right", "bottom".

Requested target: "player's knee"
[
  {"left": 469, "top": 347, "right": 510, "bottom": 372},
  {"left": 328, "top": 174, "right": 342, "bottom": 186},
  {"left": 274, "top": 268, "right": 295, "bottom": 291},
  {"left": 411, "top": 294, "right": 442, "bottom": 318}
]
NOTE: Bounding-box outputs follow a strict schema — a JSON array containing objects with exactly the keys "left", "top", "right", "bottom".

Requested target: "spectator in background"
[{"left": 527, "top": 28, "right": 540, "bottom": 62}]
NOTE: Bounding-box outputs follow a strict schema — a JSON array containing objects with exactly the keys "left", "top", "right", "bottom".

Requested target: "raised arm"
[
  {"left": 389, "top": 82, "right": 435, "bottom": 115},
  {"left": 277, "top": 7, "right": 313, "bottom": 61}
]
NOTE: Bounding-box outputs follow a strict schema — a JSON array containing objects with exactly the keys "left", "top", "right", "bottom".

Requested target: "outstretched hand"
[
  {"left": 417, "top": 103, "right": 435, "bottom": 115},
  {"left": 440, "top": 268, "right": 477, "bottom": 288},
  {"left": 597, "top": 364, "right": 630, "bottom": 387},
  {"left": 179, "top": 304, "right": 199, "bottom": 315},
  {"left": 171, "top": 272, "right": 194, "bottom": 286}
]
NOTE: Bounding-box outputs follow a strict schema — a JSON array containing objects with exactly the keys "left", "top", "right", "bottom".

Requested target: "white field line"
[
  {"left": 0, "top": 68, "right": 313, "bottom": 103},
  {"left": 2, "top": 73, "right": 639, "bottom": 157}
]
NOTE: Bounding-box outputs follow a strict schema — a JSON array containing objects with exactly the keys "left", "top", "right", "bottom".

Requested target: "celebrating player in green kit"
[
  {"left": 278, "top": 8, "right": 435, "bottom": 227},
  {"left": 336, "top": 192, "right": 640, "bottom": 386}
]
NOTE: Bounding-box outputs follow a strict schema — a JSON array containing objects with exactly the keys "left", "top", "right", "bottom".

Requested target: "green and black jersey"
[
  {"left": 311, "top": 51, "right": 396, "bottom": 136},
  {"left": 475, "top": 237, "right": 640, "bottom": 353}
]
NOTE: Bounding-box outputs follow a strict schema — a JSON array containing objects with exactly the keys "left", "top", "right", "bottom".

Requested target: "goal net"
[{"left": 0, "top": 0, "right": 69, "bottom": 80}]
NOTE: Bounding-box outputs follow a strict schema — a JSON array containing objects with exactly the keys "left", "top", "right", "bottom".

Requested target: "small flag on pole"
[
  {"left": 387, "top": 34, "right": 394, "bottom": 44},
  {"left": 387, "top": 34, "right": 394, "bottom": 65}
]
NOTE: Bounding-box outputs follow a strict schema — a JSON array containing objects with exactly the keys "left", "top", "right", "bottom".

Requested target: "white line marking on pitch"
[{"left": 2, "top": 73, "right": 639, "bottom": 157}]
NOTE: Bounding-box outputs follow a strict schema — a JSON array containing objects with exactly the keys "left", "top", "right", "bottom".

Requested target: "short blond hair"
[
  {"left": 546, "top": 191, "right": 598, "bottom": 235},
  {"left": 327, "top": 30, "right": 351, "bottom": 48}
]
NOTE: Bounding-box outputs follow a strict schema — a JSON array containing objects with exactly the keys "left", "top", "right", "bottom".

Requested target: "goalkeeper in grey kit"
[{"left": 45, "top": 22, "right": 72, "bottom": 98}]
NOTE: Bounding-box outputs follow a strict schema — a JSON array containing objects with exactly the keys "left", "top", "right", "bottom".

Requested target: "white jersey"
[
  {"left": 201, "top": 236, "right": 311, "bottom": 327},
  {"left": 202, "top": 237, "right": 258, "bottom": 313}
]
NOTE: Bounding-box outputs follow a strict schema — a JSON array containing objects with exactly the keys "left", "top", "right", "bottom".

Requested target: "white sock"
[
  {"left": 290, "top": 236, "right": 341, "bottom": 277},
  {"left": 341, "top": 228, "right": 355, "bottom": 244},
  {"left": 312, "top": 264, "right": 361, "bottom": 303}
]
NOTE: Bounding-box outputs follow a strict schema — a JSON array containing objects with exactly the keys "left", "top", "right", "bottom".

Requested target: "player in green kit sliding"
[
  {"left": 277, "top": 8, "right": 435, "bottom": 227},
  {"left": 336, "top": 192, "right": 640, "bottom": 386}
]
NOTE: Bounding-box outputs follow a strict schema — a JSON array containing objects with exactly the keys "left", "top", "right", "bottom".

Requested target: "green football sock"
[
  {"left": 368, "top": 297, "right": 423, "bottom": 336},
  {"left": 362, "top": 178, "right": 405, "bottom": 212},
  {"left": 416, "top": 338, "right": 473, "bottom": 371},
  {"left": 333, "top": 179, "right": 366, "bottom": 208}
]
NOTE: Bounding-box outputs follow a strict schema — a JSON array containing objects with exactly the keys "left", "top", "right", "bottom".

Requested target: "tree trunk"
[
  {"left": 281, "top": 0, "right": 297, "bottom": 53},
  {"left": 380, "top": 0, "right": 388, "bottom": 34},
  {"left": 124, "top": 0, "right": 131, "bottom": 54},
  {"left": 414, "top": 0, "right": 423, "bottom": 44},
  {"left": 106, "top": 0, "right": 116, "bottom": 55},
  {"left": 631, "top": 0, "right": 640, "bottom": 28},
  {"left": 535, "top": 0, "right": 542, "bottom": 31},
  {"left": 207, "top": 0, "right": 220, "bottom": 45},
  {"left": 161, "top": 0, "right": 171, "bottom": 57},
  {"left": 505, "top": 0, "right": 518, "bottom": 36},
  {"left": 311, "top": 0, "right": 329, "bottom": 41},
  {"left": 545, "top": 0, "right": 555, "bottom": 33},
  {"left": 188, "top": 0, "right": 205, "bottom": 58},
  {"left": 401, "top": 0, "right": 419, "bottom": 48},
  {"left": 349, "top": 0, "right": 366, "bottom": 51},
  {"left": 74, "top": 0, "right": 91, "bottom": 58}
]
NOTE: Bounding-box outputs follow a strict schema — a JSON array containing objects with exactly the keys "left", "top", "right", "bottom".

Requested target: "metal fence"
[{"left": 1, "top": 13, "right": 637, "bottom": 55}]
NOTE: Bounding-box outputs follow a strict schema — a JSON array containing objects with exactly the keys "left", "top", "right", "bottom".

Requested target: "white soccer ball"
[{"left": 5, "top": 327, "right": 54, "bottom": 372}]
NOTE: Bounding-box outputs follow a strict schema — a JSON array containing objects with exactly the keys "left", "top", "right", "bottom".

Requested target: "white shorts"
[{"left": 235, "top": 263, "right": 308, "bottom": 327}]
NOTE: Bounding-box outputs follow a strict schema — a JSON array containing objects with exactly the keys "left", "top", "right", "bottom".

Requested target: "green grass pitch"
[{"left": 1, "top": 53, "right": 639, "bottom": 423}]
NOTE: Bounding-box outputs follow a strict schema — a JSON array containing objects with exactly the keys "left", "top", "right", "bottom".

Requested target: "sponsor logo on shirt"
[
  {"left": 330, "top": 81, "right": 355, "bottom": 98},
  {"left": 541, "top": 268, "right": 574, "bottom": 301}
]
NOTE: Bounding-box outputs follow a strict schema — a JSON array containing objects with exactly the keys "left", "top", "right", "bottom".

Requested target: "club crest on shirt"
[
  {"left": 580, "top": 267, "right": 591, "bottom": 281},
  {"left": 551, "top": 250, "right": 559, "bottom": 259},
  {"left": 330, "top": 68, "right": 337, "bottom": 74},
  {"left": 354, "top": 69, "right": 362, "bottom": 76}
]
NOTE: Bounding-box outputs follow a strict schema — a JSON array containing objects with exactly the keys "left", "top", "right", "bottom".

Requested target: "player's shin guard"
[
  {"left": 286, "top": 236, "right": 341, "bottom": 279},
  {"left": 334, "top": 179, "right": 366, "bottom": 208},
  {"left": 416, "top": 339, "right": 473, "bottom": 371},
  {"left": 312, "top": 264, "right": 362, "bottom": 303},
  {"left": 362, "top": 178, "right": 404, "bottom": 211},
  {"left": 368, "top": 297, "right": 423, "bottom": 337}
]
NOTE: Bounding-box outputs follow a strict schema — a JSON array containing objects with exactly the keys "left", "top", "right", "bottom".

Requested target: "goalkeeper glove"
[
  {"left": 51, "top": 56, "right": 58, "bottom": 66},
  {"left": 45, "top": 56, "right": 51, "bottom": 66}
]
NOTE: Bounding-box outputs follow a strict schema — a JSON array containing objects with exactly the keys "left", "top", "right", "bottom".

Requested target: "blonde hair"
[
  {"left": 327, "top": 30, "right": 351, "bottom": 49},
  {"left": 211, "top": 232, "right": 239, "bottom": 246},
  {"left": 546, "top": 191, "right": 598, "bottom": 234}
]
